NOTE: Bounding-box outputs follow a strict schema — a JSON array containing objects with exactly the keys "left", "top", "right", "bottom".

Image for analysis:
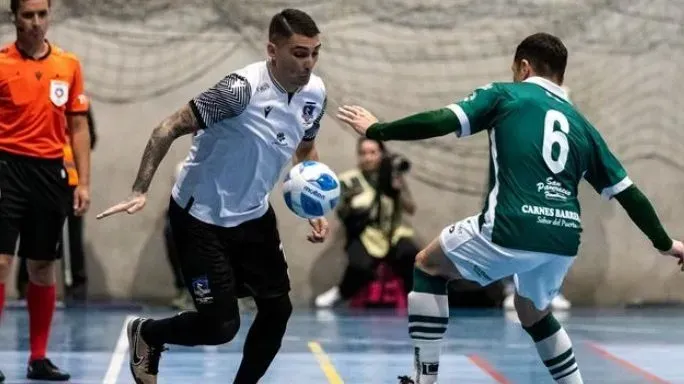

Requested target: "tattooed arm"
[
  {"left": 131, "top": 105, "right": 198, "bottom": 194},
  {"left": 96, "top": 105, "right": 198, "bottom": 219},
  {"left": 96, "top": 72, "right": 250, "bottom": 220}
]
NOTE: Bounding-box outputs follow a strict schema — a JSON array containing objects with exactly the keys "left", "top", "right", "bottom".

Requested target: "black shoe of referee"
[{"left": 26, "top": 358, "right": 70, "bottom": 381}]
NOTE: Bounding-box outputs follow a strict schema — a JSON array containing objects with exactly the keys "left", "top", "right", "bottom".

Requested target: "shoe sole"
[{"left": 25, "top": 375, "right": 70, "bottom": 381}]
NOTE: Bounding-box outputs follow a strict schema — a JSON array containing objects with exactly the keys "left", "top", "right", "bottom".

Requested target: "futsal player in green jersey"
[{"left": 337, "top": 32, "right": 684, "bottom": 384}]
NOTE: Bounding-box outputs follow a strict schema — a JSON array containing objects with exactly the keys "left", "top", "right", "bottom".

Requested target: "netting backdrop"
[{"left": 1, "top": 0, "right": 683, "bottom": 196}]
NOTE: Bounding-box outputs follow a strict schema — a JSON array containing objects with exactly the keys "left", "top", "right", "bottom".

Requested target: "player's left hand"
[
  {"left": 661, "top": 239, "right": 684, "bottom": 271},
  {"left": 336, "top": 105, "right": 378, "bottom": 136},
  {"left": 73, "top": 185, "right": 90, "bottom": 216},
  {"left": 307, "top": 217, "right": 329, "bottom": 243}
]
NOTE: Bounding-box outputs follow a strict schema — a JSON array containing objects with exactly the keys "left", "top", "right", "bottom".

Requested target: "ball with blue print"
[{"left": 282, "top": 161, "right": 341, "bottom": 219}]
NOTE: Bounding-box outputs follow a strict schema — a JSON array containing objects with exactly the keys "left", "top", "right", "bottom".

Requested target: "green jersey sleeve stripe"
[
  {"left": 445, "top": 103, "right": 471, "bottom": 137},
  {"left": 601, "top": 176, "right": 633, "bottom": 199}
]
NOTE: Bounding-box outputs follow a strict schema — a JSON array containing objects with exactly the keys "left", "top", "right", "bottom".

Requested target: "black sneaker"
[
  {"left": 128, "top": 317, "right": 166, "bottom": 384},
  {"left": 1, "top": 368, "right": 5, "bottom": 383},
  {"left": 26, "top": 358, "right": 70, "bottom": 381},
  {"left": 398, "top": 375, "right": 415, "bottom": 384}
]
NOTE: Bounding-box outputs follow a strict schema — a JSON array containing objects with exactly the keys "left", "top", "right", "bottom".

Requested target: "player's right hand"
[
  {"left": 660, "top": 239, "right": 684, "bottom": 271},
  {"left": 336, "top": 105, "right": 378, "bottom": 136},
  {"left": 96, "top": 192, "right": 147, "bottom": 219}
]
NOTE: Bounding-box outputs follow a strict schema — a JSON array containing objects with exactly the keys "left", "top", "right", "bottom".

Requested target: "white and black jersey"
[{"left": 172, "top": 61, "right": 327, "bottom": 227}]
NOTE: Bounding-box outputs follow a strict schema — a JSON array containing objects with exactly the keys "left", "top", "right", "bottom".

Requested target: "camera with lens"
[
  {"left": 387, "top": 153, "right": 411, "bottom": 174},
  {"left": 378, "top": 152, "right": 411, "bottom": 197}
]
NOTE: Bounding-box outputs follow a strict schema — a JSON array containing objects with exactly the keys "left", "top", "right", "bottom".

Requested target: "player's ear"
[
  {"left": 511, "top": 61, "right": 519, "bottom": 81},
  {"left": 520, "top": 59, "right": 533, "bottom": 80},
  {"left": 267, "top": 41, "right": 277, "bottom": 62}
]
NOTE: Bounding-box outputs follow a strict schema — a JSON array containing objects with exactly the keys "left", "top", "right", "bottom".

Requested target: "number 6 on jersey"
[{"left": 542, "top": 109, "right": 570, "bottom": 174}]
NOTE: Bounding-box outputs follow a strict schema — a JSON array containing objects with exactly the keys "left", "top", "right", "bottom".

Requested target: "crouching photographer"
[{"left": 315, "top": 137, "right": 420, "bottom": 308}]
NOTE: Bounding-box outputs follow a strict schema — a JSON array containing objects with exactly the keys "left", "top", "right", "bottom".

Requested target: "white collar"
[
  {"left": 524, "top": 76, "right": 569, "bottom": 101},
  {"left": 265, "top": 61, "right": 302, "bottom": 95}
]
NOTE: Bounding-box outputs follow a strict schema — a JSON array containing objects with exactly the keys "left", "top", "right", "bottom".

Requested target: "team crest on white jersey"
[
  {"left": 302, "top": 102, "right": 317, "bottom": 125},
  {"left": 50, "top": 80, "right": 69, "bottom": 107}
]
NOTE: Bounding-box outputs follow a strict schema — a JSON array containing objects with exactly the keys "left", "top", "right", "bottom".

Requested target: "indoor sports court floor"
[{"left": 0, "top": 305, "right": 682, "bottom": 383}]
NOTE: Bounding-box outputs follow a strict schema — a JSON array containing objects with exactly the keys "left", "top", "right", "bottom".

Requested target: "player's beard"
[{"left": 295, "top": 73, "right": 311, "bottom": 85}]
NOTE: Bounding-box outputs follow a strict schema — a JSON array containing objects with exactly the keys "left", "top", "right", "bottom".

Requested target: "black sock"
[{"left": 233, "top": 295, "right": 293, "bottom": 384}]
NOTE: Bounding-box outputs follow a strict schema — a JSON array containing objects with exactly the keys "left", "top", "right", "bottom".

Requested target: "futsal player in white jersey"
[{"left": 97, "top": 9, "right": 328, "bottom": 384}]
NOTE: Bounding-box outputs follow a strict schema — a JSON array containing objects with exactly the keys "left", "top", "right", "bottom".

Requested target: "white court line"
[{"left": 102, "top": 315, "right": 137, "bottom": 384}]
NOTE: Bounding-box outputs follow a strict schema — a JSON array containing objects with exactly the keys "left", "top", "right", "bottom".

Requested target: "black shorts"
[
  {"left": 168, "top": 197, "right": 290, "bottom": 311},
  {"left": 0, "top": 152, "right": 70, "bottom": 260}
]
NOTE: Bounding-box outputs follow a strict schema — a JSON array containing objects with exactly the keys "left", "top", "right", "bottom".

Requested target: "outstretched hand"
[
  {"left": 336, "top": 105, "right": 378, "bottom": 136},
  {"left": 661, "top": 239, "right": 684, "bottom": 271},
  {"left": 96, "top": 192, "right": 147, "bottom": 219}
]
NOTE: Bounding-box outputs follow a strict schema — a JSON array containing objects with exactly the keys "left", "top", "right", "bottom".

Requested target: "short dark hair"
[
  {"left": 269, "top": 9, "right": 320, "bottom": 43},
  {"left": 11, "top": 0, "right": 51, "bottom": 15},
  {"left": 514, "top": 33, "right": 568, "bottom": 82}
]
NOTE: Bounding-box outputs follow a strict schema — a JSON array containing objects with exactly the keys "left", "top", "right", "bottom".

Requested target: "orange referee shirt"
[{"left": 0, "top": 41, "right": 89, "bottom": 159}]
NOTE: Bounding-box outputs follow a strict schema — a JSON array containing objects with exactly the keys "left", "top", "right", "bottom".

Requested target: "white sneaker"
[
  {"left": 315, "top": 286, "right": 341, "bottom": 308},
  {"left": 551, "top": 293, "right": 572, "bottom": 310}
]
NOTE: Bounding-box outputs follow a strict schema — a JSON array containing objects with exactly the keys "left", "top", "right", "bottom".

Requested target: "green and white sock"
[
  {"left": 408, "top": 268, "right": 449, "bottom": 384},
  {"left": 523, "top": 313, "right": 583, "bottom": 384}
]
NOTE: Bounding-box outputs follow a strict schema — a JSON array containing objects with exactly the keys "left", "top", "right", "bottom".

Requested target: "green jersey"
[{"left": 446, "top": 77, "right": 632, "bottom": 256}]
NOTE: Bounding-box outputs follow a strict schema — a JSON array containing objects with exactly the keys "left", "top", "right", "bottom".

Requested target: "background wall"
[{"left": 1, "top": 0, "right": 683, "bottom": 307}]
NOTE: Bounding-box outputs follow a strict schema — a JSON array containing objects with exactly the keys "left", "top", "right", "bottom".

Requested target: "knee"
[
  {"left": 203, "top": 315, "right": 240, "bottom": 346},
  {"left": 0, "top": 255, "right": 13, "bottom": 282},
  {"left": 257, "top": 295, "right": 293, "bottom": 327},
  {"left": 27, "top": 260, "right": 56, "bottom": 286},
  {"left": 414, "top": 249, "right": 430, "bottom": 270},
  {"left": 514, "top": 294, "right": 549, "bottom": 328},
  {"left": 414, "top": 248, "right": 442, "bottom": 275}
]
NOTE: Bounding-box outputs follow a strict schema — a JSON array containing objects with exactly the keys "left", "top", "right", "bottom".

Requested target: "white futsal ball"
[{"left": 283, "top": 161, "right": 341, "bottom": 219}]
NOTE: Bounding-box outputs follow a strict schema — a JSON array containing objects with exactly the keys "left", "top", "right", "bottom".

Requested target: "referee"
[
  {"left": 0, "top": 0, "right": 91, "bottom": 382},
  {"left": 98, "top": 8, "right": 328, "bottom": 384}
]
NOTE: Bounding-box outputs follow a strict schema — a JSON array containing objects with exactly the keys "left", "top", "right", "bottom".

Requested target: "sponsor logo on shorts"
[
  {"left": 191, "top": 275, "right": 213, "bottom": 305},
  {"left": 447, "top": 223, "right": 464, "bottom": 236},
  {"left": 472, "top": 264, "right": 492, "bottom": 282}
]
